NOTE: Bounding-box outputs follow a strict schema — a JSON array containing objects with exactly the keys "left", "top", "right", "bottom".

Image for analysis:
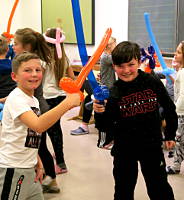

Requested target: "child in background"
[
  {"left": 166, "top": 41, "right": 184, "bottom": 174},
  {"left": 42, "top": 28, "right": 75, "bottom": 174},
  {"left": 71, "top": 37, "right": 117, "bottom": 136},
  {"left": 1, "top": 33, "right": 15, "bottom": 60},
  {"left": 100, "top": 36, "right": 117, "bottom": 89},
  {"left": 94, "top": 41, "right": 177, "bottom": 200},
  {"left": 0, "top": 36, "right": 16, "bottom": 104},
  {"left": 0, "top": 52, "right": 80, "bottom": 199},
  {"left": 97, "top": 36, "right": 117, "bottom": 149},
  {"left": 70, "top": 80, "right": 93, "bottom": 135},
  {"left": 13, "top": 28, "right": 60, "bottom": 193}
]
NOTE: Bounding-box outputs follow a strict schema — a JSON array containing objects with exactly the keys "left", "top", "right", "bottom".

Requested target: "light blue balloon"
[
  {"left": 144, "top": 13, "right": 173, "bottom": 84},
  {"left": 0, "top": 103, "right": 4, "bottom": 121}
]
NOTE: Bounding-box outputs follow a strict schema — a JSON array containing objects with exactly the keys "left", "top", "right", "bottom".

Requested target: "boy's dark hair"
[
  {"left": 12, "top": 52, "right": 40, "bottom": 73},
  {"left": 112, "top": 41, "right": 141, "bottom": 65},
  {"left": 0, "top": 36, "right": 8, "bottom": 55}
]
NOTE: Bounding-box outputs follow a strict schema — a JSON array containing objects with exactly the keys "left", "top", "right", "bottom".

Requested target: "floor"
[{"left": 44, "top": 106, "right": 184, "bottom": 200}]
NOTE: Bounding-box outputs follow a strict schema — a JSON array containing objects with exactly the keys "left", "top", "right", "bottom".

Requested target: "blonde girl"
[
  {"left": 167, "top": 41, "right": 184, "bottom": 174},
  {"left": 42, "top": 28, "right": 75, "bottom": 175}
]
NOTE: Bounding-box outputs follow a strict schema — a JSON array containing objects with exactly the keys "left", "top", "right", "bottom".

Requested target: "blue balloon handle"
[{"left": 94, "top": 85, "right": 109, "bottom": 100}]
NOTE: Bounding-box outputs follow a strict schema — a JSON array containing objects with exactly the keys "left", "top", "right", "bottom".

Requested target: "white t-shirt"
[
  {"left": 43, "top": 67, "right": 66, "bottom": 99},
  {"left": 174, "top": 68, "right": 184, "bottom": 115},
  {"left": 0, "top": 88, "right": 41, "bottom": 168},
  {"left": 43, "top": 50, "right": 70, "bottom": 99}
]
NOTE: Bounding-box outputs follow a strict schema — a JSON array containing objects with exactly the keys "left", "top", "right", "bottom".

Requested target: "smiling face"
[
  {"left": 11, "top": 59, "right": 43, "bottom": 96},
  {"left": 113, "top": 58, "right": 140, "bottom": 82}
]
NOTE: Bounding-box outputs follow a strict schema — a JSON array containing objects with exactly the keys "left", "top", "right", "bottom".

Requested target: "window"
[{"left": 128, "top": 0, "right": 183, "bottom": 55}]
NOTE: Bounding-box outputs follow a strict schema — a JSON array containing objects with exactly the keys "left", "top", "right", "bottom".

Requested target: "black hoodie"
[{"left": 95, "top": 69, "right": 178, "bottom": 155}]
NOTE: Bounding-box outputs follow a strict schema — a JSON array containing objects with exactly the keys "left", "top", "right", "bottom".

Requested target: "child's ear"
[{"left": 11, "top": 72, "right": 17, "bottom": 82}]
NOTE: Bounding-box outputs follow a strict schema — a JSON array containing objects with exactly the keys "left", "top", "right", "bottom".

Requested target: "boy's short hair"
[
  {"left": 112, "top": 41, "right": 141, "bottom": 65},
  {"left": 0, "top": 36, "right": 8, "bottom": 55},
  {"left": 12, "top": 52, "right": 40, "bottom": 73}
]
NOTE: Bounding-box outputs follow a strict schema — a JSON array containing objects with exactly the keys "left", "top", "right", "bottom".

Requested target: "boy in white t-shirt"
[{"left": 0, "top": 52, "right": 80, "bottom": 199}]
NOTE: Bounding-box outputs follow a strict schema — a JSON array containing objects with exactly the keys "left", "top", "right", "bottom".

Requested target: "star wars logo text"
[{"left": 119, "top": 89, "right": 157, "bottom": 117}]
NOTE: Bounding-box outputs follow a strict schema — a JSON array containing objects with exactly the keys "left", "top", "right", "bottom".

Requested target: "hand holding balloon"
[
  {"left": 85, "top": 85, "right": 110, "bottom": 110},
  {"left": 59, "top": 77, "right": 84, "bottom": 101},
  {"left": 94, "top": 85, "right": 109, "bottom": 104},
  {"left": 93, "top": 85, "right": 109, "bottom": 114},
  {"left": 93, "top": 99, "right": 106, "bottom": 113}
]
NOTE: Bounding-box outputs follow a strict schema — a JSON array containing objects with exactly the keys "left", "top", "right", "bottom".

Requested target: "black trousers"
[
  {"left": 36, "top": 85, "right": 56, "bottom": 179},
  {"left": 113, "top": 146, "right": 175, "bottom": 200},
  {"left": 38, "top": 96, "right": 65, "bottom": 179},
  {"left": 81, "top": 80, "right": 93, "bottom": 123},
  {"left": 38, "top": 132, "right": 56, "bottom": 179},
  {"left": 46, "top": 96, "right": 65, "bottom": 165}
]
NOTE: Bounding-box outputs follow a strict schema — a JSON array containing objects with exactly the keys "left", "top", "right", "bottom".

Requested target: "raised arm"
[{"left": 19, "top": 93, "right": 80, "bottom": 133}]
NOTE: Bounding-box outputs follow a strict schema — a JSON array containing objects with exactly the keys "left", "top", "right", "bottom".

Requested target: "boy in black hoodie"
[{"left": 94, "top": 41, "right": 177, "bottom": 200}]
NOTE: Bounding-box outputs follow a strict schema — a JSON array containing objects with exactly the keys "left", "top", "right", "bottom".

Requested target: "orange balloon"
[
  {"left": 145, "top": 65, "right": 152, "bottom": 73},
  {"left": 3, "top": 0, "right": 19, "bottom": 40},
  {"left": 75, "top": 28, "right": 112, "bottom": 88},
  {"left": 59, "top": 28, "right": 112, "bottom": 98},
  {"left": 2, "top": 32, "right": 14, "bottom": 40},
  {"left": 59, "top": 77, "right": 84, "bottom": 101},
  {"left": 60, "top": 77, "right": 80, "bottom": 93}
]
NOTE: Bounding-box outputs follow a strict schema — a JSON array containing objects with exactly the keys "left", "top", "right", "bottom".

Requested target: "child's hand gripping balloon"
[{"left": 85, "top": 85, "right": 110, "bottom": 110}]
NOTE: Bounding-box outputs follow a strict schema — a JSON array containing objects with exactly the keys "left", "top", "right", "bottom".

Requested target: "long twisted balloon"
[
  {"left": 3, "top": 0, "right": 19, "bottom": 39},
  {"left": 144, "top": 13, "right": 174, "bottom": 83},
  {"left": 71, "top": 0, "right": 98, "bottom": 90}
]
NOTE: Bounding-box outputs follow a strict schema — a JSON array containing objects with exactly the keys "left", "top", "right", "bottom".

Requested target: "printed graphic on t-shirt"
[
  {"left": 119, "top": 89, "right": 157, "bottom": 117},
  {"left": 25, "top": 107, "right": 41, "bottom": 149}
]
